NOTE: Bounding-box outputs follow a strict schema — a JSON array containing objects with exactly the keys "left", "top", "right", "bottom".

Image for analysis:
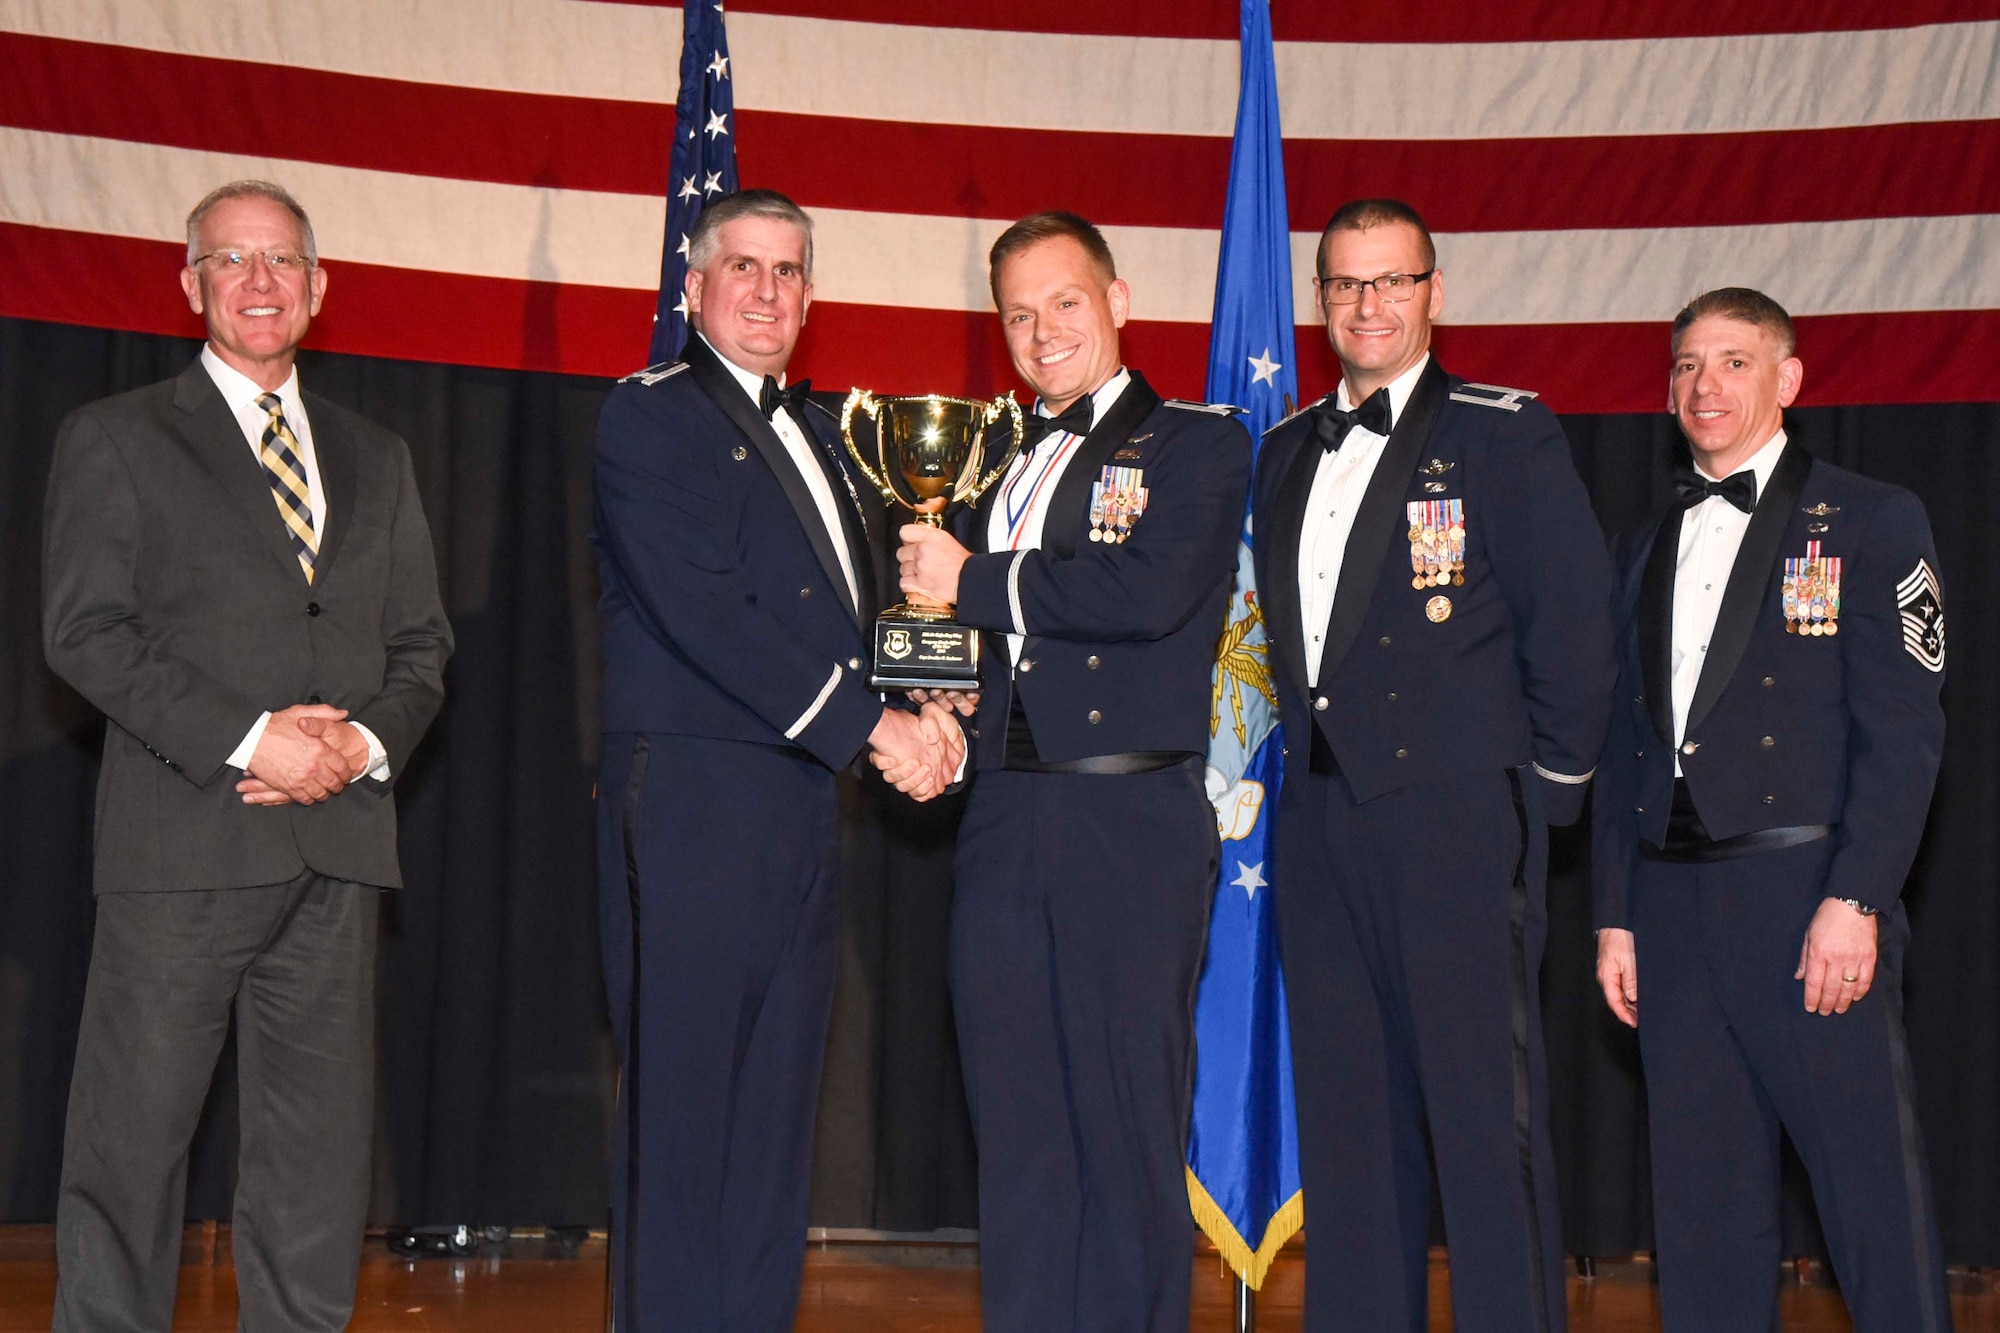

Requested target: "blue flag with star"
[
  {"left": 1185, "top": 0, "right": 1303, "bottom": 1291},
  {"left": 649, "top": 0, "right": 739, "bottom": 364}
]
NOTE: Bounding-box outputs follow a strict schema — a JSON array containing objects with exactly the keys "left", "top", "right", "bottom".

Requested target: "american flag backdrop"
[{"left": 0, "top": 1, "right": 1996, "bottom": 412}]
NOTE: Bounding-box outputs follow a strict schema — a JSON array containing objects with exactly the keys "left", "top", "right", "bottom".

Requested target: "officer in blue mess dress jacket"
[
  {"left": 1592, "top": 288, "right": 1949, "bottom": 1332},
  {"left": 1251, "top": 200, "right": 1613, "bottom": 1333},
  {"left": 592, "top": 190, "right": 959, "bottom": 1333},
  {"left": 897, "top": 212, "right": 1250, "bottom": 1333}
]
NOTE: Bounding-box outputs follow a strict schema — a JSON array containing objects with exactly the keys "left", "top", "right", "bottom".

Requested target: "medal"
[{"left": 1426, "top": 595, "right": 1452, "bottom": 623}]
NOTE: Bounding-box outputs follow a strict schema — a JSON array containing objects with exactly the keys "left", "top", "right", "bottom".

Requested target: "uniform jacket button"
[
  {"left": 1386, "top": 691, "right": 1398, "bottom": 702},
  {"left": 1395, "top": 747, "right": 1408, "bottom": 759},
  {"left": 1634, "top": 749, "right": 1644, "bottom": 759},
  {"left": 1635, "top": 805, "right": 1646, "bottom": 814},
  {"left": 307, "top": 694, "right": 322, "bottom": 705},
  {"left": 847, "top": 657, "right": 862, "bottom": 671},
  {"left": 1018, "top": 659, "right": 1033, "bottom": 672},
  {"left": 306, "top": 601, "right": 321, "bottom": 616},
  {"left": 1086, "top": 655, "right": 1100, "bottom": 669},
  {"left": 1762, "top": 676, "right": 1776, "bottom": 688},
  {"left": 732, "top": 446, "right": 748, "bottom": 461},
  {"left": 1764, "top": 795, "right": 1776, "bottom": 805},
  {"left": 1681, "top": 741, "right": 1698, "bottom": 756},
  {"left": 1762, "top": 735, "right": 1776, "bottom": 748},
  {"left": 1313, "top": 697, "right": 1328, "bottom": 712},
  {"left": 1087, "top": 709, "right": 1102, "bottom": 724},
  {"left": 799, "top": 587, "right": 811, "bottom": 598},
  {"left": 1378, "top": 635, "right": 1392, "bottom": 647}
]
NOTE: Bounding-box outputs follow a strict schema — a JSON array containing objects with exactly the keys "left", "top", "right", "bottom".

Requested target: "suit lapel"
[
  {"left": 683, "top": 338, "right": 859, "bottom": 623},
  {"left": 1042, "top": 372, "right": 1162, "bottom": 561},
  {"left": 304, "top": 392, "right": 355, "bottom": 579},
  {"left": 1318, "top": 358, "right": 1446, "bottom": 684},
  {"left": 171, "top": 361, "right": 312, "bottom": 584},
  {"left": 1686, "top": 441, "right": 1812, "bottom": 733},
  {"left": 1636, "top": 507, "right": 1681, "bottom": 744},
  {"left": 801, "top": 400, "right": 877, "bottom": 626},
  {"left": 1259, "top": 417, "right": 1320, "bottom": 700}
]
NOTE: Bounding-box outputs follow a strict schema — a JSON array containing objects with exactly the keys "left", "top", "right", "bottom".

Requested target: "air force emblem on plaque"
[
  {"left": 882, "top": 628, "right": 914, "bottom": 660},
  {"left": 1896, "top": 558, "right": 1945, "bottom": 672}
]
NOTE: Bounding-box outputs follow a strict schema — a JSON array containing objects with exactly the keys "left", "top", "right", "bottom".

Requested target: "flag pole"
[{"left": 1236, "top": 1275, "right": 1256, "bottom": 1333}]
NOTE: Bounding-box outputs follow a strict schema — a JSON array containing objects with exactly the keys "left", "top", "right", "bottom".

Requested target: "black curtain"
[{"left": 2, "top": 315, "right": 1995, "bottom": 1265}]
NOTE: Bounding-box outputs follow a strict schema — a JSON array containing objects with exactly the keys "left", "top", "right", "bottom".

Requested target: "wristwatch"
[{"left": 1837, "top": 897, "right": 1879, "bottom": 917}]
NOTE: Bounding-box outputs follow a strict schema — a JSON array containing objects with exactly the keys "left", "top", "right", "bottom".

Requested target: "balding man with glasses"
[
  {"left": 42, "top": 180, "right": 451, "bottom": 1331},
  {"left": 1250, "top": 198, "right": 1613, "bottom": 1333}
]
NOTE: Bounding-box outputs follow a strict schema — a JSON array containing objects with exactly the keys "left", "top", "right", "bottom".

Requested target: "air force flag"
[{"left": 1184, "top": 0, "right": 1304, "bottom": 1291}]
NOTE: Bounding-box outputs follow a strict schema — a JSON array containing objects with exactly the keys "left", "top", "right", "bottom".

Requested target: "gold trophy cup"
[{"left": 840, "top": 390, "right": 1026, "bottom": 690}]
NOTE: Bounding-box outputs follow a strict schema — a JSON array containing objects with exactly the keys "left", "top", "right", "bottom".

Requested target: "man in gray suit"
[{"left": 41, "top": 180, "right": 452, "bottom": 1331}]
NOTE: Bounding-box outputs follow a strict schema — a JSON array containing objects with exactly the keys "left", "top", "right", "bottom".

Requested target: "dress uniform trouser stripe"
[
  {"left": 1502, "top": 768, "right": 1550, "bottom": 1333},
  {"left": 1884, "top": 971, "right": 1941, "bottom": 1333},
  {"left": 618, "top": 737, "right": 651, "bottom": 1333}
]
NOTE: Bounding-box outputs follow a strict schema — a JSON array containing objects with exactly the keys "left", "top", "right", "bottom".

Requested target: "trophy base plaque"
[{"left": 870, "top": 607, "right": 980, "bottom": 692}]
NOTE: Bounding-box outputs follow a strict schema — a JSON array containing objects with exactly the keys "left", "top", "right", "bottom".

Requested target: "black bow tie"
[
  {"left": 1024, "top": 397, "right": 1096, "bottom": 450},
  {"left": 759, "top": 375, "right": 812, "bottom": 420},
  {"left": 1310, "top": 387, "right": 1392, "bottom": 452},
  {"left": 1674, "top": 469, "right": 1758, "bottom": 514}
]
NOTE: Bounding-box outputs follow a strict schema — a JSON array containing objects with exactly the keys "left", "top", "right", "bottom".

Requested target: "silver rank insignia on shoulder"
[
  {"left": 1897, "top": 558, "right": 1945, "bottom": 671},
  {"left": 1448, "top": 382, "right": 1539, "bottom": 412},
  {"left": 1164, "top": 399, "right": 1245, "bottom": 416},
  {"left": 620, "top": 361, "right": 689, "bottom": 386},
  {"left": 1266, "top": 396, "right": 1323, "bottom": 435},
  {"left": 1090, "top": 465, "right": 1148, "bottom": 543}
]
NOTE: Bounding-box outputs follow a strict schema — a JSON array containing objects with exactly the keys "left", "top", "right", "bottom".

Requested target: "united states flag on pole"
[
  {"left": 1187, "top": 0, "right": 1303, "bottom": 1291},
  {"left": 649, "top": 0, "right": 739, "bottom": 363},
  {"left": 3, "top": 2, "right": 1993, "bottom": 411}
]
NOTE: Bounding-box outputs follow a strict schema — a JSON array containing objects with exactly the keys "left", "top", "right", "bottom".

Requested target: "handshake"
[
  {"left": 235, "top": 702, "right": 375, "bottom": 806},
  {"left": 866, "top": 691, "right": 977, "bottom": 802}
]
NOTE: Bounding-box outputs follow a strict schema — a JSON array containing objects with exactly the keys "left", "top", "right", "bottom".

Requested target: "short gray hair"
[
  {"left": 686, "top": 189, "right": 813, "bottom": 281},
  {"left": 185, "top": 180, "right": 318, "bottom": 267}
]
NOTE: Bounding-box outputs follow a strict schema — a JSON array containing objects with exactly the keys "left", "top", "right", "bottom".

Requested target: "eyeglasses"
[
  {"left": 1313, "top": 269, "right": 1435, "bottom": 305},
  {"left": 191, "top": 249, "right": 313, "bottom": 275}
]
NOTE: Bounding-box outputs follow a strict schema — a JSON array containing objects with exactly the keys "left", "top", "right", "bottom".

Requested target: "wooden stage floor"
[{"left": 3, "top": 1227, "right": 1997, "bottom": 1330}]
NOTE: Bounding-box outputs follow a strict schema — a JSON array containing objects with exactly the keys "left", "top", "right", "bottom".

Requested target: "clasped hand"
[
  {"left": 868, "top": 702, "right": 965, "bottom": 802},
  {"left": 237, "top": 703, "right": 371, "bottom": 806}
]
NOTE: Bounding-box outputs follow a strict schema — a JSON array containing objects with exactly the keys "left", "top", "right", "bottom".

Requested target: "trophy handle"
[
  {"left": 839, "top": 389, "right": 902, "bottom": 506},
  {"left": 958, "top": 393, "right": 1026, "bottom": 505}
]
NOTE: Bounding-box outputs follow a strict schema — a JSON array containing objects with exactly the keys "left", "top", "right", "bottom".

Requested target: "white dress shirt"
[
  {"left": 1297, "top": 353, "right": 1430, "bottom": 686},
  {"left": 984, "top": 368, "right": 1130, "bottom": 665},
  {"left": 705, "top": 335, "right": 859, "bottom": 612},
  {"left": 204, "top": 347, "right": 389, "bottom": 780},
  {"left": 1671, "top": 429, "right": 1788, "bottom": 773}
]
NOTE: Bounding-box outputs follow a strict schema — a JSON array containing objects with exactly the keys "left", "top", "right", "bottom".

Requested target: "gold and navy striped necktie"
[{"left": 256, "top": 392, "right": 318, "bottom": 583}]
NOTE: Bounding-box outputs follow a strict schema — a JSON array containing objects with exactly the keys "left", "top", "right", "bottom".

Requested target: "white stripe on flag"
[
  {"left": 2, "top": 0, "right": 1994, "bottom": 139},
  {"left": 6, "top": 129, "right": 1999, "bottom": 324}
]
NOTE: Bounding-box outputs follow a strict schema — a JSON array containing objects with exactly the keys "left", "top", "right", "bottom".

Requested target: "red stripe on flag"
[
  {"left": 2, "top": 224, "right": 1992, "bottom": 411},
  {"left": 0, "top": 33, "right": 673, "bottom": 197},
  {"left": 711, "top": 0, "right": 2000, "bottom": 42},
  {"left": 8, "top": 35, "right": 1997, "bottom": 236}
]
